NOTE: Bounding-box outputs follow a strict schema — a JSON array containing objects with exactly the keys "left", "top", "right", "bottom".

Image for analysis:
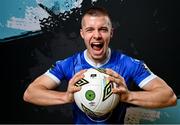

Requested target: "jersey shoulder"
[
  {"left": 111, "top": 50, "right": 140, "bottom": 67},
  {"left": 47, "top": 51, "right": 84, "bottom": 81}
]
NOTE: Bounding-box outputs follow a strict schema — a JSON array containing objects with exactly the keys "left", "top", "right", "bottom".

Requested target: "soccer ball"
[{"left": 74, "top": 68, "right": 119, "bottom": 117}]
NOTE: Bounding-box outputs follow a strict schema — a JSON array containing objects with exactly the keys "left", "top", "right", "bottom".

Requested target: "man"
[{"left": 23, "top": 6, "right": 177, "bottom": 124}]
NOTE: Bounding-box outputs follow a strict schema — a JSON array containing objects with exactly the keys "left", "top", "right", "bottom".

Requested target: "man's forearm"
[
  {"left": 23, "top": 85, "right": 70, "bottom": 106},
  {"left": 126, "top": 88, "right": 177, "bottom": 108}
]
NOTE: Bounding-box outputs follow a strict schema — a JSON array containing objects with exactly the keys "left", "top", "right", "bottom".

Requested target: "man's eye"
[
  {"left": 100, "top": 28, "right": 108, "bottom": 32},
  {"left": 86, "top": 29, "right": 93, "bottom": 32}
]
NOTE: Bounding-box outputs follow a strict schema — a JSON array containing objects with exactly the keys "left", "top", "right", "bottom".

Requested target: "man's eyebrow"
[
  {"left": 83, "top": 26, "right": 94, "bottom": 30},
  {"left": 100, "top": 26, "right": 108, "bottom": 29}
]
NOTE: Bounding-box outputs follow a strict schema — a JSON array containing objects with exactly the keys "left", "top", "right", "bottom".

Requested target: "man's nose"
[{"left": 93, "top": 30, "right": 101, "bottom": 39}]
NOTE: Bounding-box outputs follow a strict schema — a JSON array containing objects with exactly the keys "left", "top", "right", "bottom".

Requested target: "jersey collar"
[{"left": 84, "top": 48, "right": 111, "bottom": 68}]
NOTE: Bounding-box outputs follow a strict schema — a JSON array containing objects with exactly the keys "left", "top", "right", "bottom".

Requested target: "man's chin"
[
  {"left": 88, "top": 49, "right": 106, "bottom": 61},
  {"left": 91, "top": 54, "right": 105, "bottom": 61},
  {"left": 92, "top": 49, "right": 104, "bottom": 56}
]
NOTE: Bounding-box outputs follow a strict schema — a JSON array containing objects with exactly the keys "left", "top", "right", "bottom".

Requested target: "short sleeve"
[
  {"left": 130, "top": 58, "right": 157, "bottom": 88},
  {"left": 44, "top": 60, "right": 65, "bottom": 85}
]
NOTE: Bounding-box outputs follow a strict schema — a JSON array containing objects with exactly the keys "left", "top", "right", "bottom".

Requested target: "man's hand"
[
  {"left": 66, "top": 69, "right": 87, "bottom": 103},
  {"left": 105, "top": 68, "right": 130, "bottom": 102},
  {"left": 105, "top": 68, "right": 177, "bottom": 108}
]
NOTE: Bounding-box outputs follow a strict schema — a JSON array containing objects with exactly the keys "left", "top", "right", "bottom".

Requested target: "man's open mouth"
[{"left": 91, "top": 42, "right": 104, "bottom": 51}]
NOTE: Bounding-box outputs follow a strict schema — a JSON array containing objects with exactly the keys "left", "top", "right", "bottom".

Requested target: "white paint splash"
[
  {"left": 36, "top": 0, "right": 83, "bottom": 13},
  {"left": 124, "top": 107, "right": 160, "bottom": 124},
  {"left": 6, "top": 0, "right": 98, "bottom": 31},
  {"left": 7, "top": 6, "right": 50, "bottom": 31}
]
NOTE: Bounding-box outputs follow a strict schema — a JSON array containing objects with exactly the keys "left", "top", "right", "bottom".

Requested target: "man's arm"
[
  {"left": 106, "top": 69, "right": 177, "bottom": 109},
  {"left": 127, "top": 77, "right": 177, "bottom": 108},
  {"left": 23, "top": 70, "right": 86, "bottom": 106},
  {"left": 23, "top": 75, "right": 70, "bottom": 106}
]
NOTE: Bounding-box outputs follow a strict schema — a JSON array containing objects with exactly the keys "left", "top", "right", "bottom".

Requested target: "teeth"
[{"left": 92, "top": 42, "right": 102, "bottom": 45}]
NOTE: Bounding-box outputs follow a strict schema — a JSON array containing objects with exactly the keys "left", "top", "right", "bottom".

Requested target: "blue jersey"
[{"left": 45, "top": 48, "right": 156, "bottom": 124}]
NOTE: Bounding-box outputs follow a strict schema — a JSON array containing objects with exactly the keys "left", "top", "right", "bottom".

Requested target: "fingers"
[
  {"left": 112, "top": 87, "right": 130, "bottom": 102},
  {"left": 108, "top": 77, "right": 121, "bottom": 87},
  {"left": 69, "top": 85, "right": 81, "bottom": 93},
  {"left": 106, "top": 68, "right": 120, "bottom": 78},
  {"left": 105, "top": 68, "right": 129, "bottom": 99},
  {"left": 105, "top": 68, "right": 130, "bottom": 102},
  {"left": 112, "top": 87, "right": 127, "bottom": 94},
  {"left": 69, "top": 69, "right": 87, "bottom": 85},
  {"left": 68, "top": 69, "right": 87, "bottom": 93},
  {"left": 105, "top": 68, "right": 125, "bottom": 86}
]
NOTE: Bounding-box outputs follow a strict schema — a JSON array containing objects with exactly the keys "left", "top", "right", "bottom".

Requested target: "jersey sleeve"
[
  {"left": 44, "top": 60, "right": 65, "bottom": 85},
  {"left": 130, "top": 58, "right": 157, "bottom": 88}
]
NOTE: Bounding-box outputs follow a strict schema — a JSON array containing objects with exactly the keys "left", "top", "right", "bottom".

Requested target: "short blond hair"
[{"left": 81, "top": 6, "right": 112, "bottom": 28}]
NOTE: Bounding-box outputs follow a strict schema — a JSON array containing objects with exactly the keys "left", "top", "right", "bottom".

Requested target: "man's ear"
[{"left": 80, "top": 29, "right": 84, "bottom": 39}]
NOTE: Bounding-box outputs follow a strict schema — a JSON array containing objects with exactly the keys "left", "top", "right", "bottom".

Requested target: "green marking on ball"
[{"left": 85, "top": 90, "right": 95, "bottom": 101}]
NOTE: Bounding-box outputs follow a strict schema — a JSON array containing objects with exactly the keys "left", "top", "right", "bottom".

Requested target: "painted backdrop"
[{"left": 0, "top": 0, "right": 179, "bottom": 123}]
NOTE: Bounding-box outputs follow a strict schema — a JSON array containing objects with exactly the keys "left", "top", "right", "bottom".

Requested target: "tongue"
[{"left": 92, "top": 45, "right": 102, "bottom": 51}]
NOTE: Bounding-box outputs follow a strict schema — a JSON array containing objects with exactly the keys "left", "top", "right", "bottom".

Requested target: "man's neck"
[{"left": 84, "top": 48, "right": 111, "bottom": 68}]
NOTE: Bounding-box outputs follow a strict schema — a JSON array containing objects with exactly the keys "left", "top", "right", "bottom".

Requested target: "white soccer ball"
[{"left": 74, "top": 68, "right": 119, "bottom": 117}]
